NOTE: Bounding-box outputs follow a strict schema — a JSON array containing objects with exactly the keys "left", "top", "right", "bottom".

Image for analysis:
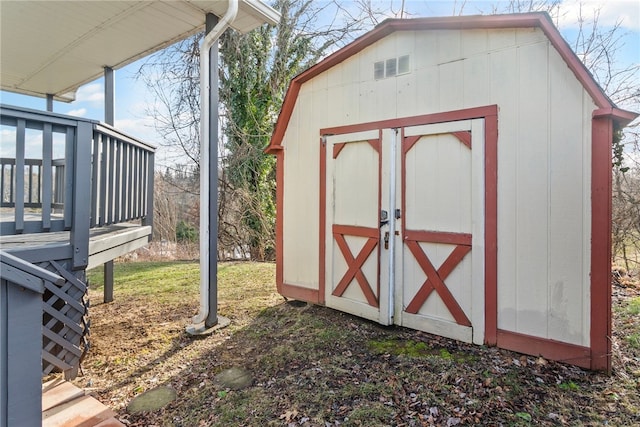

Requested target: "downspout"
[{"left": 190, "top": 0, "right": 238, "bottom": 329}]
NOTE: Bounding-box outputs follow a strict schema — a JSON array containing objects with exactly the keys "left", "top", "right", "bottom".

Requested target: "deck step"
[
  {"left": 43, "top": 380, "right": 121, "bottom": 427},
  {"left": 42, "top": 379, "right": 86, "bottom": 411},
  {"left": 92, "top": 417, "right": 125, "bottom": 427}
]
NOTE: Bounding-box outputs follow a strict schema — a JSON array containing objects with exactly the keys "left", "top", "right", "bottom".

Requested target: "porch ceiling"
[{"left": 0, "top": 0, "right": 279, "bottom": 102}]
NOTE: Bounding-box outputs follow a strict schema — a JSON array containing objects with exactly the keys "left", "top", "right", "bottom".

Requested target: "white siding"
[{"left": 280, "top": 27, "right": 596, "bottom": 346}]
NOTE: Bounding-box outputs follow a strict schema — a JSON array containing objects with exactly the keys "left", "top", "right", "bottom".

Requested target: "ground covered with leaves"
[{"left": 69, "top": 261, "right": 640, "bottom": 426}]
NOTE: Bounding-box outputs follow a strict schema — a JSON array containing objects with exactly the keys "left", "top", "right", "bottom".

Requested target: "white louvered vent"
[{"left": 374, "top": 55, "right": 410, "bottom": 80}]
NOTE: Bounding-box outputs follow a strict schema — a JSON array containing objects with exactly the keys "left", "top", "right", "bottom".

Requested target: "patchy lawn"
[{"left": 70, "top": 261, "right": 640, "bottom": 426}]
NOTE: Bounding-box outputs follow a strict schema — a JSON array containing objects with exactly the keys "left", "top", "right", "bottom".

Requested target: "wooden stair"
[{"left": 42, "top": 378, "right": 124, "bottom": 427}]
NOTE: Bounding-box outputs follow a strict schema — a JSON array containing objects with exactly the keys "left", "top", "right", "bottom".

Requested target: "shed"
[{"left": 265, "top": 12, "right": 638, "bottom": 371}]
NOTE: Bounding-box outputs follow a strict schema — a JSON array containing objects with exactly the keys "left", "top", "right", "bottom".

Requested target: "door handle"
[{"left": 380, "top": 209, "right": 388, "bottom": 228}]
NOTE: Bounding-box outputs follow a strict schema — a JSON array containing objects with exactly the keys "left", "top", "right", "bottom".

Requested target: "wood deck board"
[
  {"left": 42, "top": 380, "right": 86, "bottom": 411},
  {"left": 0, "top": 223, "right": 151, "bottom": 266},
  {"left": 42, "top": 380, "right": 123, "bottom": 427}
]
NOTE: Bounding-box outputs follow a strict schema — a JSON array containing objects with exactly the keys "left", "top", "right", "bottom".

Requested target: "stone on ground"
[
  {"left": 127, "top": 386, "right": 177, "bottom": 414},
  {"left": 215, "top": 367, "right": 253, "bottom": 390}
]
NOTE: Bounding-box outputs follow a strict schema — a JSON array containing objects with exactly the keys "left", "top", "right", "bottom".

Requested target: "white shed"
[{"left": 265, "top": 13, "right": 637, "bottom": 371}]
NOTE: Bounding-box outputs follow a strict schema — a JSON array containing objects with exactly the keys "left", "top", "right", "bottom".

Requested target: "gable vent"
[{"left": 374, "top": 55, "right": 410, "bottom": 80}]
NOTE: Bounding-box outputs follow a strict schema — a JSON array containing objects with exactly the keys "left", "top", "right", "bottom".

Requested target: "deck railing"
[{"left": 0, "top": 104, "right": 155, "bottom": 269}]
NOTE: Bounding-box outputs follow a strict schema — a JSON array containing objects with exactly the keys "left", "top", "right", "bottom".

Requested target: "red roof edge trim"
[
  {"left": 593, "top": 107, "right": 639, "bottom": 127},
  {"left": 266, "top": 12, "right": 635, "bottom": 153}
]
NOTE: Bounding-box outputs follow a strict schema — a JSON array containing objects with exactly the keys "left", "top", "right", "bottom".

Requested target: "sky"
[{"left": 1, "top": 0, "right": 638, "bottom": 165}]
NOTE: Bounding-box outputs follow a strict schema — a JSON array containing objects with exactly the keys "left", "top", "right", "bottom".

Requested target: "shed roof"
[
  {"left": 267, "top": 12, "right": 637, "bottom": 153},
  {"left": 0, "top": 0, "right": 280, "bottom": 102}
]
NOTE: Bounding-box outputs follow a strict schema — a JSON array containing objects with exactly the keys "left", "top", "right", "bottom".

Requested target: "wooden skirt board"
[{"left": 323, "top": 120, "right": 486, "bottom": 344}]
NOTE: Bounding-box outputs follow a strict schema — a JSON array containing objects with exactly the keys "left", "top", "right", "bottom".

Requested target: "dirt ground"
[{"left": 68, "top": 262, "right": 640, "bottom": 426}]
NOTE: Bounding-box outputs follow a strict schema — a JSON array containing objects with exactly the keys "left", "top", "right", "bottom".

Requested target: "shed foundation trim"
[{"left": 497, "top": 329, "right": 592, "bottom": 369}]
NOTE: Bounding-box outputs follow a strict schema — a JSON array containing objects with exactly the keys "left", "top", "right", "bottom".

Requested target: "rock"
[
  {"left": 127, "top": 386, "right": 177, "bottom": 414},
  {"left": 215, "top": 367, "right": 253, "bottom": 390}
]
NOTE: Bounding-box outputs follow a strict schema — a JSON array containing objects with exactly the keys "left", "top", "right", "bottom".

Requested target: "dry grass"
[{"left": 68, "top": 261, "right": 640, "bottom": 426}]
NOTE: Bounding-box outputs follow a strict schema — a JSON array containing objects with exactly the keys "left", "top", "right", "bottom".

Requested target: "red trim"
[
  {"left": 316, "top": 107, "right": 497, "bottom": 344},
  {"left": 333, "top": 224, "right": 380, "bottom": 238},
  {"left": 325, "top": 136, "right": 383, "bottom": 308},
  {"left": 280, "top": 283, "right": 320, "bottom": 303},
  {"left": 319, "top": 137, "right": 326, "bottom": 304},
  {"left": 400, "top": 124, "right": 476, "bottom": 327},
  {"left": 321, "top": 106, "right": 498, "bottom": 136},
  {"left": 266, "top": 13, "right": 635, "bottom": 153},
  {"left": 452, "top": 131, "right": 472, "bottom": 149},
  {"left": 275, "top": 151, "right": 284, "bottom": 295},
  {"left": 497, "top": 330, "right": 591, "bottom": 369},
  {"left": 404, "top": 230, "right": 472, "bottom": 246},
  {"left": 332, "top": 231, "right": 379, "bottom": 307},
  {"left": 333, "top": 143, "right": 346, "bottom": 159},
  {"left": 405, "top": 241, "right": 472, "bottom": 326},
  {"left": 593, "top": 107, "right": 638, "bottom": 126},
  {"left": 590, "top": 117, "right": 613, "bottom": 372},
  {"left": 404, "top": 135, "right": 421, "bottom": 154},
  {"left": 368, "top": 138, "right": 381, "bottom": 153},
  {"left": 484, "top": 112, "right": 498, "bottom": 346}
]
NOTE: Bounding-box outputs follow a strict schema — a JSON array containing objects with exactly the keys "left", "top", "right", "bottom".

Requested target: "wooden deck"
[
  {"left": 0, "top": 222, "right": 151, "bottom": 269},
  {"left": 42, "top": 378, "right": 124, "bottom": 427}
]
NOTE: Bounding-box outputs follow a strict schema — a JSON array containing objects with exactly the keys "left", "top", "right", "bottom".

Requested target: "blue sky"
[{"left": 1, "top": 0, "right": 638, "bottom": 164}]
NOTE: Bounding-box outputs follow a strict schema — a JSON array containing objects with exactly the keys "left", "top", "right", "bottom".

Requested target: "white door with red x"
[{"left": 324, "top": 119, "right": 485, "bottom": 344}]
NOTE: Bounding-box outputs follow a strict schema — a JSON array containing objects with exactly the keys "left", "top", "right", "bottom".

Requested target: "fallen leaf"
[
  {"left": 279, "top": 409, "right": 298, "bottom": 422},
  {"left": 447, "top": 417, "right": 462, "bottom": 426}
]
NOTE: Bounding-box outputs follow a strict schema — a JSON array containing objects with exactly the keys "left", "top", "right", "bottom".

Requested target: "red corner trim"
[
  {"left": 451, "top": 131, "right": 472, "bottom": 149},
  {"left": 333, "top": 143, "right": 346, "bottom": 159},
  {"left": 484, "top": 112, "right": 498, "bottom": 346},
  {"left": 275, "top": 150, "right": 284, "bottom": 295},
  {"left": 590, "top": 116, "right": 613, "bottom": 372}
]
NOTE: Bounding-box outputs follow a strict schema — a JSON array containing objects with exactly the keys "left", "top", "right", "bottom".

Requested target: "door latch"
[
  {"left": 380, "top": 209, "right": 388, "bottom": 228},
  {"left": 384, "top": 231, "right": 390, "bottom": 249}
]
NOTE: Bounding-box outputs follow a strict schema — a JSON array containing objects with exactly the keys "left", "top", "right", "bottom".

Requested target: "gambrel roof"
[{"left": 266, "top": 12, "right": 637, "bottom": 154}]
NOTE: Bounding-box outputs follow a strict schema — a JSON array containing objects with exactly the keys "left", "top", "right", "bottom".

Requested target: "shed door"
[
  {"left": 323, "top": 120, "right": 485, "bottom": 343},
  {"left": 398, "top": 120, "right": 485, "bottom": 344},
  {"left": 324, "top": 130, "right": 387, "bottom": 323}
]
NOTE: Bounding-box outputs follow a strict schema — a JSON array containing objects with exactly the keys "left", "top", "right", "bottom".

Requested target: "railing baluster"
[
  {"left": 139, "top": 149, "right": 144, "bottom": 219},
  {"left": 27, "top": 163, "right": 33, "bottom": 207},
  {"left": 42, "top": 123, "right": 53, "bottom": 230},
  {"left": 141, "top": 152, "right": 147, "bottom": 218},
  {"left": 10, "top": 161, "right": 15, "bottom": 205},
  {"left": 114, "top": 140, "right": 121, "bottom": 223},
  {"left": 90, "top": 130, "right": 100, "bottom": 228},
  {"left": 98, "top": 135, "right": 107, "bottom": 227},
  {"left": 126, "top": 143, "right": 133, "bottom": 221},
  {"left": 106, "top": 137, "right": 115, "bottom": 225},
  {"left": 143, "top": 152, "right": 154, "bottom": 229},
  {"left": 135, "top": 147, "right": 141, "bottom": 219},
  {"left": 0, "top": 161, "right": 5, "bottom": 205},
  {"left": 63, "top": 127, "right": 75, "bottom": 230},
  {"left": 15, "top": 119, "right": 25, "bottom": 233}
]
